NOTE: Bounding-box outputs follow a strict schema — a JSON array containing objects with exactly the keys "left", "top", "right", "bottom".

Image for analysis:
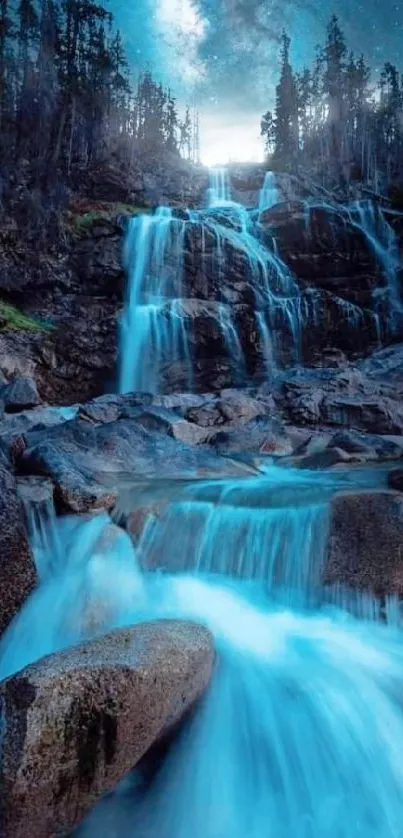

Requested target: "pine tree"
[
  {"left": 165, "top": 90, "right": 178, "bottom": 153},
  {"left": 0, "top": 0, "right": 14, "bottom": 137},
  {"left": 322, "top": 14, "right": 347, "bottom": 184},
  {"left": 272, "top": 31, "right": 299, "bottom": 171},
  {"left": 180, "top": 106, "right": 192, "bottom": 159}
]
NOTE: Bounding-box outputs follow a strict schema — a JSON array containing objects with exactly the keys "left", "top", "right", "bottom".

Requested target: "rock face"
[
  {"left": 325, "top": 491, "right": 403, "bottom": 594},
  {"left": 0, "top": 620, "right": 214, "bottom": 838},
  {"left": 0, "top": 176, "right": 401, "bottom": 403},
  {"left": 0, "top": 375, "right": 41, "bottom": 412},
  {"left": 0, "top": 465, "right": 36, "bottom": 636}
]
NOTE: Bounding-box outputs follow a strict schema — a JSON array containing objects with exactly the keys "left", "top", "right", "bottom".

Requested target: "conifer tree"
[{"left": 272, "top": 31, "right": 299, "bottom": 170}]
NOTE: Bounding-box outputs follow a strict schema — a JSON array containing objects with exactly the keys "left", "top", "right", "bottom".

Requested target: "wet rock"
[
  {"left": 151, "top": 393, "right": 208, "bottom": 412},
  {"left": 17, "top": 475, "right": 55, "bottom": 512},
  {"left": 0, "top": 620, "right": 214, "bottom": 838},
  {"left": 0, "top": 466, "right": 36, "bottom": 636},
  {"left": 321, "top": 394, "right": 403, "bottom": 434},
  {"left": 79, "top": 393, "right": 153, "bottom": 425},
  {"left": 79, "top": 397, "right": 121, "bottom": 425},
  {"left": 282, "top": 357, "right": 403, "bottom": 435},
  {"left": 124, "top": 406, "right": 211, "bottom": 445},
  {"left": 209, "top": 416, "right": 292, "bottom": 456},
  {"left": 216, "top": 391, "right": 266, "bottom": 424},
  {"left": 1, "top": 376, "right": 41, "bottom": 412},
  {"left": 21, "top": 416, "right": 256, "bottom": 513},
  {"left": 326, "top": 429, "right": 374, "bottom": 454},
  {"left": 325, "top": 491, "right": 403, "bottom": 593},
  {"left": 327, "top": 430, "right": 403, "bottom": 460},
  {"left": 185, "top": 402, "right": 225, "bottom": 427},
  {"left": 0, "top": 405, "right": 78, "bottom": 461},
  {"left": 22, "top": 440, "right": 118, "bottom": 514},
  {"left": 388, "top": 470, "right": 403, "bottom": 492},
  {"left": 296, "top": 446, "right": 355, "bottom": 469}
]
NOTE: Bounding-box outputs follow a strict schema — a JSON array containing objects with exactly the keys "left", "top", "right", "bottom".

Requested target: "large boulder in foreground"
[
  {"left": 325, "top": 490, "right": 403, "bottom": 594},
  {"left": 0, "top": 465, "right": 36, "bottom": 636},
  {"left": 0, "top": 620, "right": 214, "bottom": 838}
]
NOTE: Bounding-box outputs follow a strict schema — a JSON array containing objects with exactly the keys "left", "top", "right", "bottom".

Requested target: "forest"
[
  {"left": 261, "top": 15, "right": 403, "bottom": 198},
  {"left": 0, "top": 0, "right": 199, "bottom": 201}
]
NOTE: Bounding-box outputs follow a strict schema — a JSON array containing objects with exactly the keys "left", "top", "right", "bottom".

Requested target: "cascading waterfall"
[
  {"left": 303, "top": 197, "right": 402, "bottom": 337},
  {"left": 119, "top": 208, "right": 192, "bottom": 394},
  {"left": 258, "top": 170, "right": 278, "bottom": 213},
  {"left": 207, "top": 166, "right": 232, "bottom": 205},
  {"left": 349, "top": 199, "right": 402, "bottom": 323},
  {"left": 119, "top": 170, "right": 401, "bottom": 392},
  {"left": 3, "top": 170, "right": 403, "bottom": 836},
  {"left": 3, "top": 464, "right": 403, "bottom": 838}
]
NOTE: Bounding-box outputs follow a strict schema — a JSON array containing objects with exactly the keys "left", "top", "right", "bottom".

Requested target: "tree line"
[
  {"left": 0, "top": 0, "right": 200, "bottom": 191},
  {"left": 261, "top": 15, "right": 403, "bottom": 193}
]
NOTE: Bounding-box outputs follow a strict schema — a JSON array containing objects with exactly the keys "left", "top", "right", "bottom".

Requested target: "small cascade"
[
  {"left": 0, "top": 511, "right": 145, "bottom": 681},
  {"left": 217, "top": 304, "right": 246, "bottom": 384},
  {"left": 256, "top": 310, "right": 275, "bottom": 378},
  {"left": 138, "top": 496, "right": 328, "bottom": 605},
  {"left": 348, "top": 200, "right": 402, "bottom": 323},
  {"left": 258, "top": 170, "right": 278, "bottom": 213},
  {"left": 119, "top": 208, "right": 193, "bottom": 394},
  {"left": 207, "top": 166, "right": 232, "bottom": 206}
]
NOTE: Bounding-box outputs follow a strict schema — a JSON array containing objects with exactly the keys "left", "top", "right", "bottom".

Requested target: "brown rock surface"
[
  {"left": 0, "top": 619, "right": 214, "bottom": 838},
  {"left": 0, "top": 465, "right": 36, "bottom": 636},
  {"left": 325, "top": 490, "right": 403, "bottom": 593}
]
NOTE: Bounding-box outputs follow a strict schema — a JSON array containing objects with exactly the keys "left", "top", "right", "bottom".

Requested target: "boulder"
[
  {"left": 209, "top": 415, "right": 292, "bottom": 456},
  {"left": 21, "top": 416, "right": 257, "bottom": 513},
  {"left": 296, "top": 446, "right": 355, "bottom": 469},
  {"left": 388, "top": 469, "right": 403, "bottom": 492},
  {"left": 282, "top": 358, "right": 403, "bottom": 435},
  {"left": 0, "top": 620, "right": 214, "bottom": 838},
  {"left": 120, "top": 405, "right": 211, "bottom": 445},
  {"left": 79, "top": 393, "right": 153, "bottom": 425},
  {"left": 325, "top": 491, "right": 403, "bottom": 594},
  {"left": 0, "top": 405, "right": 78, "bottom": 462},
  {"left": 1, "top": 376, "right": 41, "bottom": 412},
  {"left": 327, "top": 430, "right": 403, "bottom": 461},
  {"left": 0, "top": 466, "right": 36, "bottom": 636}
]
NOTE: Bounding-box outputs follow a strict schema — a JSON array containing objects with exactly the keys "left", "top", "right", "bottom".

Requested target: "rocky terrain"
[{"left": 0, "top": 163, "right": 403, "bottom": 836}]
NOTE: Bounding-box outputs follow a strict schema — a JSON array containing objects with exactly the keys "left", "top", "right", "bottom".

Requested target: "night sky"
[{"left": 110, "top": 0, "right": 403, "bottom": 163}]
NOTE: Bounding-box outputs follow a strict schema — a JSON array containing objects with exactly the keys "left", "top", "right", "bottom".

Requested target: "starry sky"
[{"left": 110, "top": 0, "right": 403, "bottom": 163}]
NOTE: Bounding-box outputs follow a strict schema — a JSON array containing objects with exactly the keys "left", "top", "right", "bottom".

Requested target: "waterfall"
[
  {"left": 3, "top": 463, "right": 403, "bottom": 837},
  {"left": 79, "top": 577, "right": 403, "bottom": 838},
  {"left": 118, "top": 175, "right": 402, "bottom": 391},
  {"left": 258, "top": 170, "right": 278, "bottom": 213},
  {"left": 348, "top": 200, "right": 402, "bottom": 325},
  {"left": 119, "top": 208, "right": 193, "bottom": 394},
  {"left": 207, "top": 166, "right": 232, "bottom": 205},
  {"left": 0, "top": 512, "right": 145, "bottom": 680}
]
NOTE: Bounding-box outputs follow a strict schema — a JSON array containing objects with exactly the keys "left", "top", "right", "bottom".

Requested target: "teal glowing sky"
[{"left": 111, "top": 0, "right": 403, "bottom": 163}]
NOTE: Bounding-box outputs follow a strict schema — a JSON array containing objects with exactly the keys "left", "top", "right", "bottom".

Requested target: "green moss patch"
[
  {"left": 66, "top": 202, "right": 151, "bottom": 238},
  {"left": 0, "top": 301, "right": 53, "bottom": 332}
]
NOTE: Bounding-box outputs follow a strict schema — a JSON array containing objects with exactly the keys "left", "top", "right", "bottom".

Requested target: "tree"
[
  {"left": 272, "top": 31, "right": 299, "bottom": 170},
  {"left": 322, "top": 14, "right": 347, "bottom": 184},
  {"left": 180, "top": 106, "right": 192, "bottom": 159}
]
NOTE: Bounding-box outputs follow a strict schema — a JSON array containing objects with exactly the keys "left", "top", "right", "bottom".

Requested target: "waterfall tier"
[{"left": 119, "top": 169, "right": 402, "bottom": 395}]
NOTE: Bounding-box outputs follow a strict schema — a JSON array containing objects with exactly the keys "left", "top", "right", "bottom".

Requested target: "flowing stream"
[
  {"left": 1, "top": 465, "right": 403, "bottom": 838},
  {"left": 2, "top": 170, "right": 403, "bottom": 836}
]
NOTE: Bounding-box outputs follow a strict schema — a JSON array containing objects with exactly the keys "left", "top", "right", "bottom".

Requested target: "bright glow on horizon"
[{"left": 200, "top": 118, "right": 265, "bottom": 166}]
